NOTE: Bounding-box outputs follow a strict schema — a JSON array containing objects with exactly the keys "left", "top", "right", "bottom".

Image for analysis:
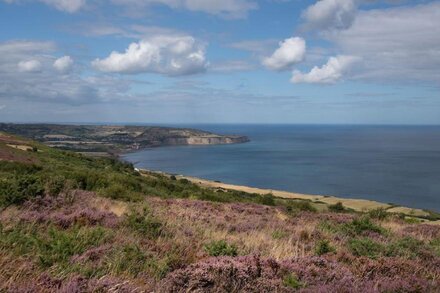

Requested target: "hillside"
[
  {"left": 1, "top": 132, "right": 440, "bottom": 292},
  {"left": 0, "top": 123, "right": 249, "bottom": 154}
]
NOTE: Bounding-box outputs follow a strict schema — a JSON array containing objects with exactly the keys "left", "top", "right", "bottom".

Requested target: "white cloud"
[
  {"left": 0, "top": 105, "right": 5, "bottom": 110},
  {"left": 262, "top": 37, "right": 306, "bottom": 71},
  {"left": 302, "top": 0, "right": 358, "bottom": 31},
  {"left": 18, "top": 60, "right": 42, "bottom": 72},
  {"left": 111, "top": 0, "right": 257, "bottom": 18},
  {"left": 4, "top": 0, "right": 85, "bottom": 12},
  {"left": 291, "top": 55, "right": 359, "bottom": 84},
  {"left": 92, "top": 35, "right": 208, "bottom": 76},
  {"left": 326, "top": 2, "right": 440, "bottom": 82},
  {"left": 53, "top": 56, "right": 74, "bottom": 72}
]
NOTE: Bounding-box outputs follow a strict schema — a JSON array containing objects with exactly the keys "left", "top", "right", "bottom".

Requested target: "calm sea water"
[{"left": 122, "top": 125, "right": 440, "bottom": 211}]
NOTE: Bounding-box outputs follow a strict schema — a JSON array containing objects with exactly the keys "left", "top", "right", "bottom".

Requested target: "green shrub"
[
  {"left": 257, "top": 194, "right": 276, "bottom": 206},
  {"left": 368, "top": 208, "right": 389, "bottom": 220},
  {"left": 348, "top": 238, "right": 384, "bottom": 259},
  {"left": 314, "top": 239, "right": 335, "bottom": 256},
  {"left": 0, "top": 174, "right": 44, "bottom": 206},
  {"left": 0, "top": 224, "right": 111, "bottom": 268},
  {"left": 44, "top": 175, "right": 66, "bottom": 197},
  {"left": 385, "top": 237, "right": 425, "bottom": 259},
  {"left": 125, "top": 208, "right": 163, "bottom": 239},
  {"left": 283, "top": 273, "right": 305, "bottom": 289},
  {"left": 38, "top": 226, "right": 110, "bottom": 267},
  {"left": 328, "top": 202, "right": 346, "bottom": 212},
  {"left": 342, "top": 217, "right": 386, "bottom": 236},
  {"left": 204, "top": 240, "right": 238, "bottom": 257},
  {"left": 286, "top": 200, "right": 317, "bottom": 213}
]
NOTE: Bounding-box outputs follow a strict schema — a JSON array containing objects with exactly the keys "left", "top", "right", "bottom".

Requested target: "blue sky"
[{"left": 0, "top": 0, "right": 439, "bottom": 124}]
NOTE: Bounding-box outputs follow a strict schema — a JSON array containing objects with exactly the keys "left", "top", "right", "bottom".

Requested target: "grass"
[
  {"left": 125, "top": 208, "right": 163, "bottom": 239},
  {"left": 0, "top": 223, "right": 112, "bottom": 268}
]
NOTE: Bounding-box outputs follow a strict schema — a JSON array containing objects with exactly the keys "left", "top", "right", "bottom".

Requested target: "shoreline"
[{"left": 139, "top": 168, "right": 439, "bottom": 222}]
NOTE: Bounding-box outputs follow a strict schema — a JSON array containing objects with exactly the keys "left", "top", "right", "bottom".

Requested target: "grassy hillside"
[{"left": 1, "top": 132, "right": 440, "bottom": 292}]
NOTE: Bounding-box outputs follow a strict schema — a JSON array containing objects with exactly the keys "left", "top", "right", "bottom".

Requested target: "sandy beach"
[{"left": 140, "top": 169, "right": 438, "bottom": 221}]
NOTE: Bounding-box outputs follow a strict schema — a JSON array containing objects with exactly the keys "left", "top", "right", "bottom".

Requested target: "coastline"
[{"left": 140, "top": 168, "right": 440, "bottom": 223}]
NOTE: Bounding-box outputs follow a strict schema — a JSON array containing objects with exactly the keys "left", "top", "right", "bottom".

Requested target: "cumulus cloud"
[
  {"left": 53, "top": 56, "right": 74, "bottom": 72},
  {"left": 4, "top": 0, "right": 86, "bottom": 12},
  {"left": 326, "top": 2, "right": 440, "bottom": 82},
  {"left": 92, "top": 35, "right": 208, "bottom": 76},
  {"left": 291, "top": 55, "right": 359, "bottom": 84},
  {"left": 302, "top": 0, "right": 358, "bottom": 31},
  {"left": 111, "top": 0, "right": 257, "bottom": 18},
  {"left": 18, "top": 60, "right": 42, "bottom": 72},
  {"left": 262, "top": 37, "right": 306, "bottom": 71}
]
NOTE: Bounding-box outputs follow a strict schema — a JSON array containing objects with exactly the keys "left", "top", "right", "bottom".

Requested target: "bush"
[
  {"left": 348, "top": 238, "right": 384, "bottom": 259},
  {"left": 342, "top": 217, "right": 386, "bottom": 236},
  {"left": 44, "top": 175, "right": 66, "bottom": 197},
  {"left": 286, "top": 200, "right": 317, "bottom": 213},
  {"left": 283, "top": 273, "right": 305, "bottom": 289},
  {"left": 257, "top": 194, "right": 276, "bottom": 206},
  {"left": 328, "top": 202, "right": 346, "bottom": 212},
  {"left": 125, "top": 208, "right": 163, "bottom": 239},
  {"left": 386, "top": 237, "right": 426, "bottom": 259},
  {"left": 368, "top": 208, "right": 389, "bottom": 220},
  {"left": 204, "top": 240, "right": 238, "bottom": 257},
  {"left": 0, "top": 223, "right": 111, "bottom": 268},
  {"left": 0, "top": 174, "right": 44, "bottom": 206},
  {"left": 314, "top": 239, "right": 335, "bottom": 256}
]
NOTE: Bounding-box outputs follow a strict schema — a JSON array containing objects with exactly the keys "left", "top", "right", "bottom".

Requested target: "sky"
[{"left": 0, "top": 0, "right": 439, "bottom": 124}]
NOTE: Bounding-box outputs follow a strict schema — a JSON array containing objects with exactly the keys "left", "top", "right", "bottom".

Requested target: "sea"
[{"left": 122, "top": 125, "right": 440, "bottom": 212}]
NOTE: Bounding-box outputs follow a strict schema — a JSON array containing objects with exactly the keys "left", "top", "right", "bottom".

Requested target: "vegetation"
[
  {"left": 204, "top": 240, "right": 238, "bottom": 257},
  {"left": 1, "top": 133, "right": 440, "bottom": 292}
]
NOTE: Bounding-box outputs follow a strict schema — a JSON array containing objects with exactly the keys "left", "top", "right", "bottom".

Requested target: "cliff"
[{"left": 0, "top": 123, "right": 249, "bottom": 153}]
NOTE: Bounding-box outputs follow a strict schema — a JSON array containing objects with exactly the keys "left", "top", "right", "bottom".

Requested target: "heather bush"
[
  {"left": 348, "top": 237, "right": 384, "bottom": 259},
  {"left": 125, "top": 208, "right": 163, "bottom": 239},
  {"left": 314, "top": 239, "right": 335, "bottom": 256},
  {"left": 204, "top": 240, "right": 238, "bottom": 257}
]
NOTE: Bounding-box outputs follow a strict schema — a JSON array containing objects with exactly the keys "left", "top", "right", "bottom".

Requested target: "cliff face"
[{"left": 163, "top": 135, "right": 250, "bottom": 146}]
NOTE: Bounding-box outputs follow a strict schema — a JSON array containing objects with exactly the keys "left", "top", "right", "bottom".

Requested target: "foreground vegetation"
[{"left": 1, "top": 132, "right": 440, "bottom": 292}]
